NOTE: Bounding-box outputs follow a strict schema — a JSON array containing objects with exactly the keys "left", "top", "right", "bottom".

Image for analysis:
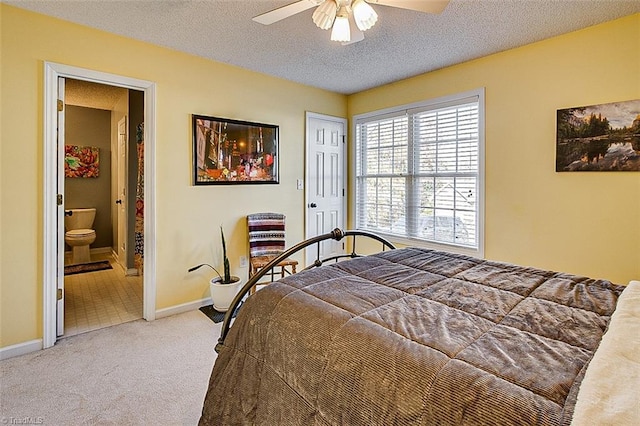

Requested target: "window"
[{"left": 354, "top": 89, "right": 484, "bottom": 253}]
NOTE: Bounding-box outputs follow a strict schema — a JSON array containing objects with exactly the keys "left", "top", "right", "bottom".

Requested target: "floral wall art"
[
  {"left": 65, "top": 145, "right": 100, "bottom": 178},
  {"left": 556, "top": 99, "right": 640, "bottom": 172}
]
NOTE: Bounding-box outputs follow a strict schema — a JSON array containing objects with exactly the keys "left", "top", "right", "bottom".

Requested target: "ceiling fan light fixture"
[
  {"left": 330, "top": 7, "right": 351, "bottom": 42},
  {"left": 312, "top": 0, "right": 338, "bottom": 30},
  {"left": 352, "top": 0, "right": 378, "bottom": 31}
]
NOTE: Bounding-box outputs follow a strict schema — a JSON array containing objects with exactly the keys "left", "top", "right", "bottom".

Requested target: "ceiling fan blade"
[
  {"left": 342, "top": 15, "right": 365, "bottom": 45},
  {"left": 341, "top": 31, "right": 364, "bottom": 45},
  {"left": 252, "top": 0, "right": 322, "bottom": 25},
  {"left": 368, "top": 0, "right": 450, "bottom": 14}
]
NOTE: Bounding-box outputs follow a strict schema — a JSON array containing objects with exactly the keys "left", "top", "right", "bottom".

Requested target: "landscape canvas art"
[{"left": 556, "top": 99, "right": 640, "bottom": 172}]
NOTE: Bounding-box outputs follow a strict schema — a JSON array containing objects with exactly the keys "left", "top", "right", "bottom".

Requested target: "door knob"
[
  {"left": 309, "top": 203, "right": 317, "bottom": 208},
  {"left": 116, "top": 199, "right": 123, "bottom": 204}
]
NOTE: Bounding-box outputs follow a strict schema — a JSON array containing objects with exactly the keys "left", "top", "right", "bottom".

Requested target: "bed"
[{"left": 199, "top": 229, "right": 637, "bottom": 425}]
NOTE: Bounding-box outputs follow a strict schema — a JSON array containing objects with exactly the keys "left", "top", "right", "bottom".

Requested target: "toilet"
[{"left": 65, "top": 208, "right": 97, "bottom": 264}]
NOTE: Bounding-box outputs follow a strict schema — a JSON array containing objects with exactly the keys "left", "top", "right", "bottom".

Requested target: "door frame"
[
  {"left": 43, "top": 62, "right": 157, "bottom": 348},
  {"left": 304, "top": 111, "right": 348, "bottom": 265},
  {"left": 56, "top": 77, "right": 66, "bottom": 336}
]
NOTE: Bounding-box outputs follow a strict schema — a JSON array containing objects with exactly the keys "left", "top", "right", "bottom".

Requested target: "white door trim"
[
  {"left": 43, "top": 62, "right": 157, "bottom": 348},
  {"left": 304, "top": 111, "right": 348, "bottom": 265},
  {"left": 56, "top": 77, "right": 66, "bottom": 336}
]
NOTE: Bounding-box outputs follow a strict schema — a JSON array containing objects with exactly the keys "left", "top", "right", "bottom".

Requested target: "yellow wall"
[
  {"left": 349, "top": 14, "right": 640, "bottom": 285},
  {"left": 1, "top": 4, "right": 638, "bottom": 350},
  {"left": 0, "top": 5, "right": 346, "bottom": 347}
]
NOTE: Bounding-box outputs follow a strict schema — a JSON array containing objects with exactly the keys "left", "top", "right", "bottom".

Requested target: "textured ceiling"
[
  {"left": 5, "top": 0, "right": 640, "bottom": 94},
  {"left": 65, "top": 79, "right": 128, "bottom": 110}
]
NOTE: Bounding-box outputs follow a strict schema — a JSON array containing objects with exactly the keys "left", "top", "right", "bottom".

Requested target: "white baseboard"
[
  {"left": 91, "top": 246, "right": 112, "bottom": 255},
  {"left": 110, "top": 249, "right": 139, "bottom": 276},
  {"left": 154, "top": 297, "right": 212, "bottom": 319},
  {"left": 2, "top": 299, "right": 213, "bottom": 359},
  {"left": 65, "top": 246, "right": 113, "bottom": 256},
  {"left": 0, "top": 339, "right": 43, "bottom": 360}
]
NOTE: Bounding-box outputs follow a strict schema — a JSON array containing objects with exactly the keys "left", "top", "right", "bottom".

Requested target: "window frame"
[{"left": 350, "top": 88, "right": 485, "bottom": 257}]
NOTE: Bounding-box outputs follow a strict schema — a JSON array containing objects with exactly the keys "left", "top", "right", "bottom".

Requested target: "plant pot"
[{"left": 209, "top": 276, "right": 242, "bottom": 312}]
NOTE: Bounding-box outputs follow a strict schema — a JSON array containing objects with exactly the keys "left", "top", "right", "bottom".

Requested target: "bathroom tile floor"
[{"left": 63, "top": 252, "right": 143, "bottom": 338}]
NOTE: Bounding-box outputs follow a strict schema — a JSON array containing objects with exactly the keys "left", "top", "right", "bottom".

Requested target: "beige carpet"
[{"left": 0, "top": 310, "right": 220, "bottom": 425}]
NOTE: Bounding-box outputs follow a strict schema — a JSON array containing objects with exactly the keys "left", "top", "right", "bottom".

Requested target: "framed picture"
[
  {"left": 193, "top": 114, "right": 279, "bottom": 184},
  {"left": 65, "top": 145, "right": 100, "bottom": 178},
  {"left": 556, "top": 99, "right": 640, "bottom": 172}
]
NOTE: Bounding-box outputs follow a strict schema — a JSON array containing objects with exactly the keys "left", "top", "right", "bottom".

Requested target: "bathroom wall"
[{"left": 65, "top": 105, "right": 113, "bottom": 249}]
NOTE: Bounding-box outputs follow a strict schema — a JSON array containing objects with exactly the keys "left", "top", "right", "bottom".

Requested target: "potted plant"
[{"left": 189, "top": 226, "right": 242, "bottom": 312}]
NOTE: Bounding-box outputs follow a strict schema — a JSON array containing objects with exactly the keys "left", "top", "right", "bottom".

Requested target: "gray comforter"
[{"left": 200, "top": 248, "right": 624, "bottom": 425}]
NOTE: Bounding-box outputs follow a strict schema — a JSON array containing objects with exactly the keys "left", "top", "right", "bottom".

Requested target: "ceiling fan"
[{"left": 252, "top": 0, "right": 450, "bottom": 44}]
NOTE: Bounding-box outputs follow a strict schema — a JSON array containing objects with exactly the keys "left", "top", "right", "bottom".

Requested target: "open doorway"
[
  {"left": 62, "top": 79, "right": 144, "bottom": 337},
  {"left": 43, "top": 62, "right": 157, "bottom": 348}
]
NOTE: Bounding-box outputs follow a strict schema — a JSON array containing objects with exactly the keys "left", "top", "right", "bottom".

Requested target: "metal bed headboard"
[{"left": 216, "top": 228, "right": 396, "bottom": 352}]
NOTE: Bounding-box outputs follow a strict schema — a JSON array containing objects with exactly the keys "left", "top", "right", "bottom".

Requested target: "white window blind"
[{"left": 355, "top": 93, "right": 482, "bottom": 250}]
